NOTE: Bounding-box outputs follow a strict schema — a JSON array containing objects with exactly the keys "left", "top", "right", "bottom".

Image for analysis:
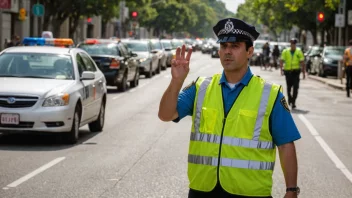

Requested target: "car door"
[
  {"left": 148, "top": 42, "right": 158, "bottom": 71},
  {"left": 118, "top": 44, "right": 133, "bottom": 81},
  {"left": 76, "top": 53, "right": 95, "bottom": 122},
  {"left": 80, "top": 52, "right": 103, "bottom": 117}
]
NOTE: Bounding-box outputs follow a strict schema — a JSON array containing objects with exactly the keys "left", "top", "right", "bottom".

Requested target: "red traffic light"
[
  {"left": 87, "top": 18, "right": 92, "bottom": 23},
  {"left": 317, "top": 12, "right": 324, "bottom": 22},
  {"left": 132, "top": 11, "right": 138, "bottom": 18}
]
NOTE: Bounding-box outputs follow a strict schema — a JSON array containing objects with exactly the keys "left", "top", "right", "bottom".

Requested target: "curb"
[{"left": 308, "top": 75, "right": 345, "bottom": 90}]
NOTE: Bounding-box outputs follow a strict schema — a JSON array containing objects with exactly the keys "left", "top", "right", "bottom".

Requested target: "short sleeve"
[
  {"left": 280, "top": 50, "right": 286, "bottom": 60},
  {"left": 269, "top": 92, "right": 301, "bottom": 146},
  {"left": 173, "top": 81, "right": 197, "bottom": 123},
  {"left": 299, "top": 50, "right": 304, "bottom": 61}
]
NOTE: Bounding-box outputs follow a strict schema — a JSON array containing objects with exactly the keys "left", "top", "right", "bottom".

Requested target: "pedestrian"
[
  {"left": 262, "top": 42, "right": 271, "bottom": 70},
  {"left": 343, "top": 39, "right": 352, "bottom": 97},
  {"left": 280, "top": 38, "right": 306, "bottom": 109},
  {"left": 272, "top": 45, "right": 280, "bottom": 69},
  {"left": 158, "top": 18, "right": 301, "bottom": 198},
  {"left": 7, "top": 35, "right": 21, "bottom": 48}
]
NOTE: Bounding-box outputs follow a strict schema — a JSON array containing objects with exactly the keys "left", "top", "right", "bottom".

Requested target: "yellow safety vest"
[
  {"left": 281, "top": 48, "right": 304, "bottom": 70},
  {"left": 188, "top": 74, "right": 280, "bottom": 196}
]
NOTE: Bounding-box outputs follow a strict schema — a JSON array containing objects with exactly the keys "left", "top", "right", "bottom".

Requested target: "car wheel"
[
  {"left": 118, "top": 73, "right": 127, "bottom": 92},
  {"left": 63, "top": 105, "right": 81, "bottom": 144},
  {"left": 145, "top": 63, "right": 153, "bottom": 78},
  {"left": 130, "top": 69, "right": 139, "bottom": 88},
  {"left": 88, "top": 101, "right": 105, "bottom": 132}
]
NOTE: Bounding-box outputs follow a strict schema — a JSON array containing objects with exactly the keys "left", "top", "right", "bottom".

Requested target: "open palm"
[{"left": 171, "top": 45, "right": 193, "bottom": 82}]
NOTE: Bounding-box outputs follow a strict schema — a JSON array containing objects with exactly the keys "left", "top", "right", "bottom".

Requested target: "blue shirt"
[{"left": 175, "top": 67, "right": 301, "bottom": 146}]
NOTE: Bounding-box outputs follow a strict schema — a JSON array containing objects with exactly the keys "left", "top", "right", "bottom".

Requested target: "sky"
[{"left": 220, "top": 0, "right": 245, "bottom": 14}]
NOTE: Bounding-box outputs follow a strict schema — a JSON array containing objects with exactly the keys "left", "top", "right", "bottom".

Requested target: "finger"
[
  {"left": 176, "top": 47, "right": 181, "bottom": 60},
  {"left": 181, "top": 45, "right": 186, "bottom": 59},
  {"left": 171, "top": 59, "right": 177, "bottom": 67},
  {"left": 185, "top": 47, "right": 193, "bottom": 61}
]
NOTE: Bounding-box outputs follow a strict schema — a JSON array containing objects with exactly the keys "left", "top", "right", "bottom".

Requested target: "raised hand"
[{"left": 171, "top": 44, "right": 192, "bottom": 83}]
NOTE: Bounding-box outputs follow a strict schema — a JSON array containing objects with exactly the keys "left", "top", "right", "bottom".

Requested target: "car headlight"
[
  {"left": 139, "top": 58, "right": 147, "bottom": 63},
  {"left": 43, "top": 93, "right": 70, "bottom": 107},
  {"left": 323, "top": 58, "right": 332, "bottom": 63}
]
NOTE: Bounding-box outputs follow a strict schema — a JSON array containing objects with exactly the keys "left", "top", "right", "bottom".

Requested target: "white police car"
[{"left": 0, "top": 45, "right": 107, "bottom": 144}]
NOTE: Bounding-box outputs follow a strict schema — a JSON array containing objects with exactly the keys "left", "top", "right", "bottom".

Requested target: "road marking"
[
  {"left": 138, "top": 82, "right": 149, "bottom": 89},
  {"left": 112, "top": 94, "right": 124, "bottom": 100},
  {"left": 3, "top": 157, "right": 66, "bottom": 189},
  {"left": 298, "top": 114, "right": 352, "bottom": 183}
]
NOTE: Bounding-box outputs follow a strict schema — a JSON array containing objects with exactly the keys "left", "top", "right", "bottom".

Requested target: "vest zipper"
[{"left": 216, "top": 80, "right": 249, "bottom": 185}]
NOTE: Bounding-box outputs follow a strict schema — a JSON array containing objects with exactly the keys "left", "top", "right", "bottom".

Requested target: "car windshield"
[
  {"left": 171, "top": 41, "right": 183, "bottom": 49},
  {"left": 152, "top": 41, "right": 162, "bottom": 50},
  {"left": 325, "top": 47, "right": 345, "bottom": 57},
  {"left": 161, "top": 41, "right": 172, "bottom": 49},
  {"left": 125, "top": 42, "right": 149, "bottom": 52},
  {"left": 79, "top": 43, "right": 120, "bottom": 56},
  {"left": 0, "top": 53, "right": 74, "bottom": 80}
]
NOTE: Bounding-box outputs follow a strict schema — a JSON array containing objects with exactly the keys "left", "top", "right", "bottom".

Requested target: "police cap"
[
  {"left": 290, "top": 38, "right": 298, "bottom": 44},
  {"left": 213, "top": 18, "right": 260, "bottom": 44}
]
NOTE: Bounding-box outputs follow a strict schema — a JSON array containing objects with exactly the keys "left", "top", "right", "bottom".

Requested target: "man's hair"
[
  {"left": 245, "top": 41, "right": 253, "bottom": 51},
  {"left": 349, "top": 39, "right": 352, "bottom": 45}
]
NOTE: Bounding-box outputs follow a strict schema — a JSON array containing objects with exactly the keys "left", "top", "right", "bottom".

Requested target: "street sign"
[
  {"left": 348, "top": 10, "right": 352, "bottom": 25},
  {"left": 32, "top": 4, "right": 44, "bottom": 17},
  {"left": 335, "top": 14, "right": 345, "bottom": 27}
]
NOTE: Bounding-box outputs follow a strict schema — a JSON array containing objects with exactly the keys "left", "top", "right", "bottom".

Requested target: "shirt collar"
[{"left": 219, "top": 66, "right": 253, "bottom": 86}]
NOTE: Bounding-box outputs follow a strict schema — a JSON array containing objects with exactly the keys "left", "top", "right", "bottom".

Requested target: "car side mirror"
[
  {"left": 81, "top": 71, "right": 95, "bottom": 80},
  {"left": 151, "top": 50, "right": 158, "bottom": 54},
  {"left": 165, "top": 48, "right": 171, "bottom": 51}
]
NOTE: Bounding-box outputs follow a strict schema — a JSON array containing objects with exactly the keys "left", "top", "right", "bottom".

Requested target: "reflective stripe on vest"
[
  {"left": 191, "top": 78, "right": 274, "bottom": 151},
  {"left": 188, "top": 154, "right": 275, "bottom": 170}
]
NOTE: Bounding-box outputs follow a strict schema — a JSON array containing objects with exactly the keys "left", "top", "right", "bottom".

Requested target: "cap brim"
[{"left": 216, "top": 36, "right": 237, "bottom": 43}]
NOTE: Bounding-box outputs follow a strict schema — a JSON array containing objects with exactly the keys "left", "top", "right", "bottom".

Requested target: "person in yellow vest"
[
  {"left": 158, "top": 18, "right": 301, "bottom": 198},
  {"left": 343, "top": 39, "right": 352, "bottom": 97},
  {"left": 280, "top": 38, "right": 305, "bottom": 109}
]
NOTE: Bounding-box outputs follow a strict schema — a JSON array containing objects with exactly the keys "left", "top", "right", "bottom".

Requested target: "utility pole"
[{"left": 338, "top": 0, "right": 346, "bottom": 46}]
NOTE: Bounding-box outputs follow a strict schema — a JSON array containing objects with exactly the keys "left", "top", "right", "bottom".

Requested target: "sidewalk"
[{"left": 308, "top": 75, "right": 346, "bottom": 90}]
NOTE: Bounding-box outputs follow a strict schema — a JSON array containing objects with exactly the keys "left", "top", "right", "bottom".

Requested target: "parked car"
[
  {"left": 150, "top": 39, "right": 167, "bottom": 70},
  {"left": 77, "top": 39, "right": 139, "bottom": 91},
  {"left": 0, "top": 46, "right": 107, "bottom": 144},
  {"left": 211, "top": 44, "right": 220, "bottom": 58},
  {"left": 318, "top": 46, "right": 345, "bottom": 77},
  {"left": 305, "top": 46, "right": 323, "bottom": 74},
  {"left": 121, "top": 39, "right": 159, "bottom": 78},
  {"left": 160, "top": 39, "right": 174, "bottom": 67}
]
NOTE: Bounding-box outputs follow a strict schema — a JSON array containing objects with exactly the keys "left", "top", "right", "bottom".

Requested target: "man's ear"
[{"left": 247, "top": 46, "right": 254, "bottom": 58}]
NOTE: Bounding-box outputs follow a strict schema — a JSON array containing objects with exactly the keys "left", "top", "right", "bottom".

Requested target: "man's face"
[
  {"left": 218, "top": 41, "right": 253, "bottom": 72},
  {"left": 290, "top": 42, "right": 296, "bottom": 50}
]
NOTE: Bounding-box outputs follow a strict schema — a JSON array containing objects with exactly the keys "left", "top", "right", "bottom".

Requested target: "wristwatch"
[{"left": 286, "top": 186, "right": 300, "bottom": 195}]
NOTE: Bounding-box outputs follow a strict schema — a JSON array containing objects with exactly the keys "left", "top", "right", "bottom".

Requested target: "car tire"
[
  {"left": 118, "top": 73, "right": 127, "bottom": 92},
  {"left": 130, "top": 69, "right": 139, "bottom": 88},
  {"left": 63, "top": 105, "right": 81, "bottom": 144},
  {"left": 145, "top": 64, "right": 153, "bottom": 78},
  {"left": 88, "top": 101, "right": 105, "bottom": 132}
]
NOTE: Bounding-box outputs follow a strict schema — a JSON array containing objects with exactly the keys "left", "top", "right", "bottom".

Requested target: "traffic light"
[
  {"left": 18, "top": 8, "right": 26, "bottom": 21},
  {"left": 131, "top": 11, "right": 138, "bottom": 19},
  {"left": 317, "top": 12, "right": 324, "bottom": 23}
]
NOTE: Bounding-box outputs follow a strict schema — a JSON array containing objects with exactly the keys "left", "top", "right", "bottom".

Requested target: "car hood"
[
  {"left": 325, "top": 55, "right": 342, "bottom": 60},
  {"left": 134, "top": 52, "right": 149, "bottom": 58},
  {"left": 0, "top": 78, "right": 75, "bottom": 98}
]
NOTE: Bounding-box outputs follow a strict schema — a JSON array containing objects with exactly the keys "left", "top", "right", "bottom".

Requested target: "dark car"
[
  {"left": 211, "top": 44, "right": 220, "bottom": 58},
  {"left": 77, "top": 39, "right": 139, "bottom": 91},
  {"left": 318, "top": 46, "right": 345, "bottom": 77}
]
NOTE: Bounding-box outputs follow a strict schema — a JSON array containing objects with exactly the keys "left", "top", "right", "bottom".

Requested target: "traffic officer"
[
  {"left": 158, "top": 18, "right": 301, "bottom": 198},
  {"left": 343, "top": 39, "right": 352, "bottom": 97},
  {"left": 280, "top": 38, "right": 305, "bottom": 109}
]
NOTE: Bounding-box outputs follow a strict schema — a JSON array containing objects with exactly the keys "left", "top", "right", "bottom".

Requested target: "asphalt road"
[{"left": 0, "top": 52, "right": 352, "bottom": 198}]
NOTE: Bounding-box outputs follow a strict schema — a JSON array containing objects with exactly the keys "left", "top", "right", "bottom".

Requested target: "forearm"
[
  {"left": 158, "top": 79, "right": 184, "bottom": 121},
  {"left": 278, "top": 142, "right": 298, "bottom": 188}
]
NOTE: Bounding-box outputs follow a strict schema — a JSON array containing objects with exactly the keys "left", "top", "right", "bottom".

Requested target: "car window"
[
  {"left": 78, "top": 43, "right": 120, "bottom": 56},
  {"left": 80, "top": 53, "right": 97, "bottom": 72},
  {"left": 0, "top": 53, "right": 74, "bottom": 80},
  {"left": 161, "top": 41, "right": 172, "bottom": 49},
  {"left": 125, "top": 42, "right": 149, "bottom": 52},
  {"left": 152, "top": 41, "right": 162, "bottom": 50},
  {"left": 76, "top": 54, "right": 88, "bottom": 76}
]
